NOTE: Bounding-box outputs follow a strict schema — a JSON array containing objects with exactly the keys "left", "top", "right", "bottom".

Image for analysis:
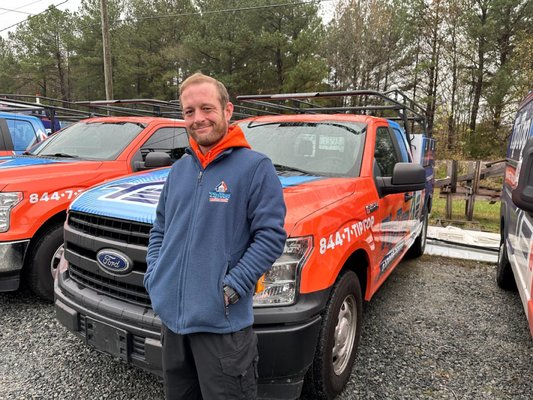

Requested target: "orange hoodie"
[{"left": 189, "top": 125, "right": 251, "bottom": 169}]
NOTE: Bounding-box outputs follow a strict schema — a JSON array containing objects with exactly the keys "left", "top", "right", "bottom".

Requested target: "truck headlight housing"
[
  {"left": 254, "top": 236, "right": 313, "bottom": 307},
  {"left": 0, "top": 192, "right": 23, "bottom": 232}
]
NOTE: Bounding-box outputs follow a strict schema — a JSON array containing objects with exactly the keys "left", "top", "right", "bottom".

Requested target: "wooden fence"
[{"left": 434, "top": 160, "right": 506, "bottom": 221}]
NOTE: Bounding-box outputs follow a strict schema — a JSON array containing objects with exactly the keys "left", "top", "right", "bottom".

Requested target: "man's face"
[{"left": 181, "top": 82, "right": 233, "bottom": 153}]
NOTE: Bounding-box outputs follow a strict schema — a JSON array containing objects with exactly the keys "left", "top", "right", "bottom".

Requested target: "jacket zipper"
[
  {"left": 178, "top": 149, "right": 233, "bottom": 329},
  {"left": 177, "top": 168, "right": 204, "bottom": 329},
  {"left": 223, "top": 263, "right": 230, "bottom": 318}
]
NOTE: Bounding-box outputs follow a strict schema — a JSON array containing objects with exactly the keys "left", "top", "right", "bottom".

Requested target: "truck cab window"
[
  {"left": 141, "top": 127, "right": 189, "bottom": 162},
  {"left": 374, "top": 127, "right": 400, "bottom": 177}
]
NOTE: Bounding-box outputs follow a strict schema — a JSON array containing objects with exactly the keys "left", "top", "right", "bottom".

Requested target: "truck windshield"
[
  {"left": 30, "top": 122, "right": 145, "bottom": 160},
  {"left": 239, "top": 121, "right": 366, "bottom": 177}
]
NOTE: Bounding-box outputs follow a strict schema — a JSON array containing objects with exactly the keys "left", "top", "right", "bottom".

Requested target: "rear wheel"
[
  {"left": 303, "top": 270, "right": 362, "bottom": 399},
  {"left": 496, "top": 241, "right": 516, "bottom": 291},
  {"left": 25, "top": 222, "right": 64, "bottom": 302}
]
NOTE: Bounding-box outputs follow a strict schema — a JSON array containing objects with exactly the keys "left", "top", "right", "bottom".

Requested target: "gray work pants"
[{"left": 161, "top": 324, "right": 259, "bottom": 400}]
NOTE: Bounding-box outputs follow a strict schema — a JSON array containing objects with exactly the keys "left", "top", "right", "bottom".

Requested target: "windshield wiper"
[
  {"left": 273, "top": 163, "right": 313, "bottom": 175},
  {"left": 246, "top": 121, "right": 281, "bottom": 129},
  {"left": 40, "top": 153, "right": 79, "bottom": 158}
]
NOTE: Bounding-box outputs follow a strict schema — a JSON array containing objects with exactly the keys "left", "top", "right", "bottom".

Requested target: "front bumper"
[
  {"left": 0, "top": 239, "right": 30, "bottom": 291},
  {"left": 55, "top": 268, "right": 328, "bottom": 400}
]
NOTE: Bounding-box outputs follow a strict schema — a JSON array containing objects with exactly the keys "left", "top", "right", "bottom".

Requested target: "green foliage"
[
  {"left": 0, "top": 0, "right": 529, "bottom": 158},
  {"left": 462, "top": 122, "right": 509, "bottom": 159},
  {"left": 179, "top": 0, "right": 328, "bottom": 97},
  {"left": 8, "top": 6, "right": 76, "bottom": 99},
  {"left": 0, "top": 37, "right": 18, "bottom": 93}
]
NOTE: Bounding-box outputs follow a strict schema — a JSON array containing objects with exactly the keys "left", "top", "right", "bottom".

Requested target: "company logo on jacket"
[{"left": 209, "top": 181, "right": 230, "bottom": 203}]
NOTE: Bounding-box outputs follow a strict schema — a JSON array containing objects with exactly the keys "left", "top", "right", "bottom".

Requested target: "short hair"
[{"left": 179, "top": 72, "right": 229, "bottom": 108}]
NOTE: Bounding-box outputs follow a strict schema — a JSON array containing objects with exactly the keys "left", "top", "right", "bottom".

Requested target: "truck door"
[
  {"left": 6, "top": 118, "right": 40, "bottom": 153},
  {"left": 372, "top": 126, "right": 413, "bottom": 276}
]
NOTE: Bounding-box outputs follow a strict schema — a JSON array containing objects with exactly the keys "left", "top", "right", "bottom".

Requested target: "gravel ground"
[{"left": 1, "top": 255, "right": 531, "bottom": 400}]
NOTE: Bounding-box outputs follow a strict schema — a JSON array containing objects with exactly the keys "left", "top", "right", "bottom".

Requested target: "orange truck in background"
[{"left": 0, "top": 115, "right": 188, "bottom": 300}]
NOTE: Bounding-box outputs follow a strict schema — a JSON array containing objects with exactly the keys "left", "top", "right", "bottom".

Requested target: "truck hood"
[
  {"left": 281, "top": 176, "right": 356, "bottom": 234},
  {"left": 69, "top": 170, "right": 356, "bottom": 229},
  {"left": 0, "top": 155, "right": 103, "bottom": 187}
]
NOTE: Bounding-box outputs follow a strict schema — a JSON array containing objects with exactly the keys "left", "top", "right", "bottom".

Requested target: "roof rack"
[
  {"left": 236, "top": 89, "right": 428, "bottom": 137},
  {"left": 0, "top": 95, "right": 108, "bottom": 132},
  {"left": 75, "top": 98, "right": 184, "bottom": 119}
]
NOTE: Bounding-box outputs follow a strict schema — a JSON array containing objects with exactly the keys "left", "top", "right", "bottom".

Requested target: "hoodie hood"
[{"left": 189, "top": 125, "right": 251, "bottom": 168}]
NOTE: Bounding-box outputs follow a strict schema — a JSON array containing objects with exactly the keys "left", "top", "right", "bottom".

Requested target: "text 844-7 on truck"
[{"left": 55, "top": 90, "right": 435, "bottom": 400}]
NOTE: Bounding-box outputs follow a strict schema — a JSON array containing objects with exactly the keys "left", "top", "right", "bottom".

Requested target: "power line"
[
  {"left": 0, "top": 0, "right": 68, "bottom": 34},
  {"left": 0, "top": 0, "right": 333, "bottom": 34},
  {"left": 117, "top": 0, "right": 331, "bottom": 22},
  {"left": 0, "top": 0, "right": 47, "bottom": 16},
  {"left": 0, "top": 8, "right": 33, "bottom": 16}
]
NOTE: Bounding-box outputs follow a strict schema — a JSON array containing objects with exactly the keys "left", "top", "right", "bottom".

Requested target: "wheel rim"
[
  {"left": 332, "top": 294, "right": 357, "bottom": 375},
  {"left": 51, "top": 244, "right": 64, "bottom": 280}
]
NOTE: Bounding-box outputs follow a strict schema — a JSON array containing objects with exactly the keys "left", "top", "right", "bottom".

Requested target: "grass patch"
[{"left": 429, "top": 196, "right": 500, "bottom": 233}]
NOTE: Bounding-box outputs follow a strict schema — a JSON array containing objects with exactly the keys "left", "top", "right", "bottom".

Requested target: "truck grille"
[
  {"left": 68, "top": 211, "right": 152, "bottom": 247},
  {"left": 68, "top": 264, "right": 151, "bottom": 307}
]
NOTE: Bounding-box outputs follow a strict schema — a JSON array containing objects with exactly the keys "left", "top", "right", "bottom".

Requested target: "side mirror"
[
  {"left": 134, "top": 151, "right": 172, "bottom": 171},
  {"left": 145, "top": 151, "right": 172, "bottom": 169},
  {"left": 378, "top": 162, "right": 426, "bottom": 195},
  {"left": 512, "top": 137, "right": 533, "bottom": 213}
]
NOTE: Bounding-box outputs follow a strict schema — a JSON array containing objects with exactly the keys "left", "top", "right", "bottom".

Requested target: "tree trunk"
[{"left": 469, "top": 1, "right": 488, "bottom": 133}]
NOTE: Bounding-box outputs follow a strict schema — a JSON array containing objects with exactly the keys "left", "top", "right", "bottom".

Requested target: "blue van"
[
  {"left": 0, "top": 112, "right": 48, "bottom": 155},
  {"left": 497, "top": 91, "right": 533, "bottom": 338}
]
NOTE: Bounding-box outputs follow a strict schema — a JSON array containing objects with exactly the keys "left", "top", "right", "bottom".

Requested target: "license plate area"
[{"left": 85, "top": 318, "right": 130, "bottom": 361}]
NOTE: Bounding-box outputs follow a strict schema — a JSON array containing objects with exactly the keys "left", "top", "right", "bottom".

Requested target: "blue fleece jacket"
[{"left": 144, "top": 137, "right": 287, "bottom": 335}]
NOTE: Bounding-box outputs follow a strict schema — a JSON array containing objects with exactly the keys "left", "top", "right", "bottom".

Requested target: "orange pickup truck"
[
  {"left": 0, "top": 115, "right": 188, "bottom": 300},
  {"left": 55, "top": 90, "right": 435, "bottom": 399}
]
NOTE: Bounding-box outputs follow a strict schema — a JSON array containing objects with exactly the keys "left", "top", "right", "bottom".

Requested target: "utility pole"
[{"left": 100, "top": 0, "right": 113, "bottom": 100}]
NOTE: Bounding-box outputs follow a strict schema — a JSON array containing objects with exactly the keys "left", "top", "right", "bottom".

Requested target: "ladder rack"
[{"left": 236, "top": 89, "right": 428, "bottom": 137}]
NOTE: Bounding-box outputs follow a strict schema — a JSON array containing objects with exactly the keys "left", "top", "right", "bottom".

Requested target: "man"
[{"left": 144, "top": 72, "right": 287, "bottom": 399}]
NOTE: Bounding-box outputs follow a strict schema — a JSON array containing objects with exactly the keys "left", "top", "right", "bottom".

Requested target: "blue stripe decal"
[
  {"left": 70, "top": 168, "right": 170, "bottom": 224},
  {"left": 69, "top": 170, "right": 322, "bottom": 224},
  {"left": 279, "top": 176, "right": 322, "bottom": 187},
  {"left": 0, "top": 156, "right": 76, "bottom": 169}
]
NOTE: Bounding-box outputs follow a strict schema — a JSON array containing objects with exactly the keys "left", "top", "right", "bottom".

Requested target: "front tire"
[
  {"left": 408, "top": 208, "right": 428, "bottom": 258},
  {"left": 304, "top": 270, "right": 362, "bottom": 399},
  {"left": 25, "top": 222, "right": 64, "bottom": 302},
  {"left": 496, "top": 241, "right": 516, "bottom": 291}
]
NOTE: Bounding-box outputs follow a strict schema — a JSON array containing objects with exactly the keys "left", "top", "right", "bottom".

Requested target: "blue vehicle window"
[
  {"left": 392, "top": 128, "right": 411, "bottom": 162},
  {"left": 6, "top": 119, "right": 38, "bottom": 151}
]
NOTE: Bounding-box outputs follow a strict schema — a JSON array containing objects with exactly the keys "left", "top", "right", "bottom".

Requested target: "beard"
[{"left": 188, "top": 119, "right": 228, "bottom": 150}]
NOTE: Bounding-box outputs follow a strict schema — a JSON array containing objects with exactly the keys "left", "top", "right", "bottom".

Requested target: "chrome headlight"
[
  {"left": 0, "top": 192, "right": 23, "bottom": 232},
  {"left": 254, "top": 236, "right": 313, "bottom": 307}
]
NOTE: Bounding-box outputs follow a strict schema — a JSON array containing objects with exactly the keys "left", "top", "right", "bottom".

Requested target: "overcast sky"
[{"left": 0, "top": 0, "right": 82, "bottom": 38}]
